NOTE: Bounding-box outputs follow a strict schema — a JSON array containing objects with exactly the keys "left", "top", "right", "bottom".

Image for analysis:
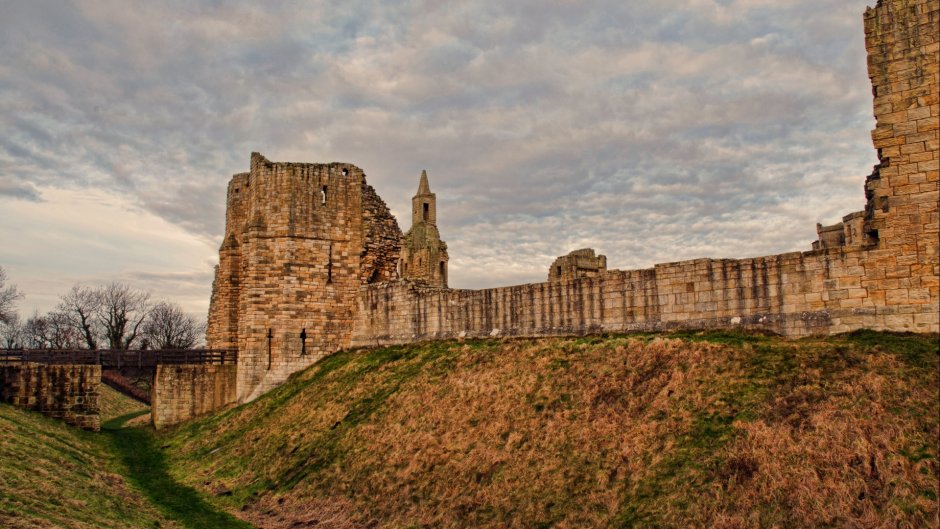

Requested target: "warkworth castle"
[{"left": 207, "top": 0, "right": 939, "bottom": 403}]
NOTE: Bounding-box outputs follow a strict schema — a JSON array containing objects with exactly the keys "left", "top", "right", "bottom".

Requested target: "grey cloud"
[
  {"left": 0, "top": 177, "right": 42, "bottom": 201},
  {"left": 1, "top": 0, "right": 879, "bottom": 295}
]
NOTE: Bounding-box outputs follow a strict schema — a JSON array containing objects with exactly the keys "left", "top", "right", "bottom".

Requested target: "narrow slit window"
[
  {"left": 342, "top": 168, "right": 348, "bottom": 177},
  {"left": 423, "top": 203, "right": 429, "bottom": 221},
  {"left": 321, "top": 186, "right": 328, "bottom": 205},
  {"left": 327, "top": 244, "right": 333, "bottom": 284}
]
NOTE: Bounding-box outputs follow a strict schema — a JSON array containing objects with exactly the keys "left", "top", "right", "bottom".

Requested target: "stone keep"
[
  {"left": 207, "top": 153, "right": 401, "bottom": 401},
  {"left": 400, "top": 170, "right": 449, "bottom": 287}
]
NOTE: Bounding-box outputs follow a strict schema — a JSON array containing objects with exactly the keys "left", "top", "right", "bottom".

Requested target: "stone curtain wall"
[
  {"left": 351, "top": 249, "right": 938, "bottom": 347},
  {"left": 0, "top": 363, "right": 101, "bottom": 431},
  {"left": 350, "top": 0, "right": 939, "bottom": 345},
  {"left": 151, "top": 364, "right": 237, "bottom": 430}
]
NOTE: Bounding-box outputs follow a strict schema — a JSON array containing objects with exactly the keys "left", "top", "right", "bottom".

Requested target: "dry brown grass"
[{"left": 163, "top": 332, "right": 939, "bottom": 529}]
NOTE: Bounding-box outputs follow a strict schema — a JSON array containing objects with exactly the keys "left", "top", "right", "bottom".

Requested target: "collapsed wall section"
[{"left": 861, "top": 0, "right": 939, "bottom": 317}]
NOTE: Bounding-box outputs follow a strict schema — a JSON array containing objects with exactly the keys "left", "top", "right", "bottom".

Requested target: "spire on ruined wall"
[
  {"left": 412, "top": 170, "right": 437, "bottom": 226},
  {"left": 417, "top": 170, "right": 431, "bottom": 195},
  {"left": 402, "top": 169, "right": 448, "bottom": 287}
]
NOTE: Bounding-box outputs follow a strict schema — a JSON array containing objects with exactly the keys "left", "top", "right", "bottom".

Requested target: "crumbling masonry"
[{"left": 208, "top": 0, "right": 939, "bottom": 403}]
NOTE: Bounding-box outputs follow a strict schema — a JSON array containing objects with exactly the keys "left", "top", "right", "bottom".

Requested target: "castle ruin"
[{"left": 208, "top": 0, "right": 939, "bottom": 403}]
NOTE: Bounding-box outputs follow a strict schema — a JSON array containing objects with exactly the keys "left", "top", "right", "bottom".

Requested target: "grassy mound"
[
  {"left": 163, "top": 331, "right": 939, "bottom": 528},
  {"left": 0, "top": 400, "right": 178, "bottom": 529}
]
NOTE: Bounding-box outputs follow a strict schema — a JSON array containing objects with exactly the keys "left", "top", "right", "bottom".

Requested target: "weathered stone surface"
[
  {"left": 151, "top": 364, "right": 237, "bottom": 430},
  {"left": 206, "top": 154, "right": 405, "bottom": 402},
  {"left": 548, "top": 248, "right": 607, "bottom": 282},
  {"left": 0, "top": 363, "right": 101, "bottom": 431}
]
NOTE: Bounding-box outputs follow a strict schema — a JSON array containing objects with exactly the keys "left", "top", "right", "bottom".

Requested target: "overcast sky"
[{"left": 1, "top": 0, "right": 879, "bottom": 318}]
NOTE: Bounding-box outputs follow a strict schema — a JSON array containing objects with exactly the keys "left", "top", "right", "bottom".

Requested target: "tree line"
[{"left": 0, "top": 265, "right": 204, "bottom": 350}]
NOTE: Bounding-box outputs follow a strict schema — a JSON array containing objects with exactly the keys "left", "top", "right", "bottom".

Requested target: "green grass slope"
[
  {"left": 99, "top": 384, "right": 149, "bottom": 423},
  {"left": 0, "top": 398, "right": 179, "bottom": 529},
  {"left": 1, "top": 384, "right": 252, "bottom": 529},
  {"left": 163, "top": 331, "right": 939, "bottom": 529}
]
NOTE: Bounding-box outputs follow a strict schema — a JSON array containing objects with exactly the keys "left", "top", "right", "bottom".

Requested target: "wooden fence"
[{"left": 0, "top": 348, "right": 237, "bottom": 368}]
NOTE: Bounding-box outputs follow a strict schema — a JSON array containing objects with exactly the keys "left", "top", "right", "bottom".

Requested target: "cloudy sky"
[{"left": 1, "top": 0, "right": 879, "bottom": 318}]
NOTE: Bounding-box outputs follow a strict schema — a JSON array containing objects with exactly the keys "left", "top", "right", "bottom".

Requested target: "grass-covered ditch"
[
  {"left": 159, "top": 331, "right": 939, "bottom": 529},
  {"left": 0, "top": 385, "right": 253, "bottom": 529},
  {"left": 1, "top": 332, "right": 936, "bottom": 528}
]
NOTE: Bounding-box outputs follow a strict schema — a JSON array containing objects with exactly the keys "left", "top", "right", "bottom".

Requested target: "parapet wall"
[
  {"left": 0, "top": 363, "right": 101, "bottom": 431},
  {"left": 351, "top": 246, "right": 939, "bottom": 345},
  {"left": 151, "top": 364, "right": 237, "bottom": 430}
]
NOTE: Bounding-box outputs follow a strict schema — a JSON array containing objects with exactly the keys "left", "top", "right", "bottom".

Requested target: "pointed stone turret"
[
  {"left": 417, "top": 170, "right": 431, "bottom": 194},
  {"left": 412, "top": 169, "right": 436, "bottom": 226},
  {"left": 401, "top": 170, "right": 448, "bottom": 287}
]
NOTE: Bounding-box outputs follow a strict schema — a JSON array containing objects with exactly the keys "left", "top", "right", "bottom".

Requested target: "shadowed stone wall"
[{"left": 0, "top": 363, "right": 101, "bottom": 431}]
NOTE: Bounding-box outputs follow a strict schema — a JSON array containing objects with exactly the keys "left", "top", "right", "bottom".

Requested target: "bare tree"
[
  {"left": 22, "top": 312, "right": 50, "bottom": 348},
  {"left": 142, "top": 301, "right": 204, "bottom": 349},
  {"left": 47, "top": 310, "right": 84, "bottom": 349},
  {"left": 0, "top": 266, "right": 23, "bottom": 325},
  {"left": 58, "top": 284, "right": 101, "bottom": 349},
  {"left": 0, "top": 313, "right": 22, "bottom": 348},
  {"left": 97, "top": 282, "right": 151, "bottom": 350},
  {"left": 22, "top": 310, "right": 82, "bottom": 349}
]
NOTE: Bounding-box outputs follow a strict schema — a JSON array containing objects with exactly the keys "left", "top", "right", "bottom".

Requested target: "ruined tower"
[
  {"left": 861, "top": 0, "right": 938, "bottom": 260},
  {"left": 548, "top": 248, "right": 608, "bottom": 282},
  {"left": 400, "top": 170, "right": 449, "bottom": 287},
  {"left": 206, "top": 153, "right": 401, "bottom": 402}
]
